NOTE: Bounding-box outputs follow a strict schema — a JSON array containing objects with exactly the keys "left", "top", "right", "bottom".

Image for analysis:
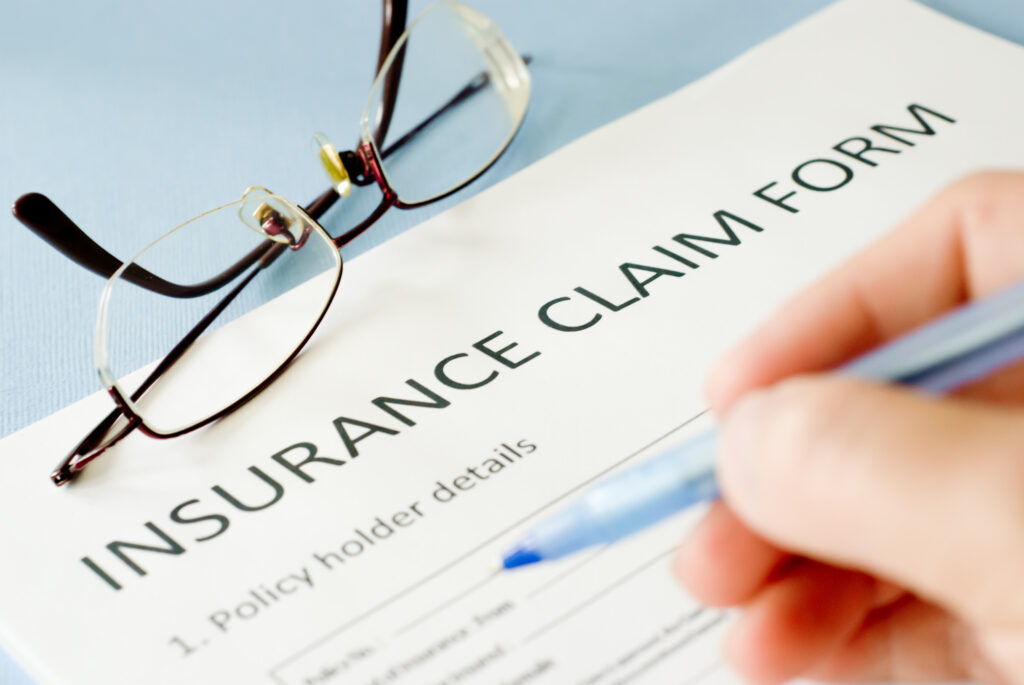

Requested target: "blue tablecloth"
[{"left": 1, "top": 1, "right": 1021, "bottom": 682}]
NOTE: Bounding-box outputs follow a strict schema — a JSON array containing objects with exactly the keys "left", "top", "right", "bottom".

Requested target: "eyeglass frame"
[{"left": 11, "top": 0, "right": 531, "bottom": 486}]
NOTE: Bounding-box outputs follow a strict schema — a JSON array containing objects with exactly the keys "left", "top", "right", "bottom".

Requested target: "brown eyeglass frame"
[{"left": 11, "top": 0, "right": 530, "bottom": 486}]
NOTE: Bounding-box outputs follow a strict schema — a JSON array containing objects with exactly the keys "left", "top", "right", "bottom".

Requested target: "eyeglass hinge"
[{"left": 341, "top": 149, "right": 374, "bottom": 186}]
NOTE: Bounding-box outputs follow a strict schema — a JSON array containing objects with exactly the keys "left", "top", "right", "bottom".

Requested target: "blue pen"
[{"left": 501, "top": 279, "right": 1024, "bottom": 570}]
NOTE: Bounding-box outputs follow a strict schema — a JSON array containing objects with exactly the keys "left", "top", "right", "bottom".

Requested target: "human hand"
[{"left": 674, "top": 172, "right": 1024, "bottom": 684}]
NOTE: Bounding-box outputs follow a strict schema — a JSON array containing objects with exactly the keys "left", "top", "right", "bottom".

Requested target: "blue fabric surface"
[{"left": 1, "top": 1, "right": 1022, "bottom": 682}]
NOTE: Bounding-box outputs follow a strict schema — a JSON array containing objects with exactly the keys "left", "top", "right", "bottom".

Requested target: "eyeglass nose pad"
[
  {"left": 252, "top": 201, "right": 293, "bottom": 237},
  {"left": 314, "top": 132, "right": 352, "bottom": 197},
  {"left": 237, "top": 186, "right": 311, "bottom": 248}
]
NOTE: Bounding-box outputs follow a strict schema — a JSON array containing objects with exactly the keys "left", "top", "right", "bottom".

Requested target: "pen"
[{"left": 501, "top": 278, "right": 1024, "bottom": 570}]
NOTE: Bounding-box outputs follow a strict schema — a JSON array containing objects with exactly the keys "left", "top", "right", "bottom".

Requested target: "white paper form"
[{"left": 1, "top": 1, "right": 1023, "bottom": 683}]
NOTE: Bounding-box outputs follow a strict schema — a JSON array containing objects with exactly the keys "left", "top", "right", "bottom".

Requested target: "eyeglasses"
[{"left": 12, "top": 0, "right": 531, "bottom": 486}]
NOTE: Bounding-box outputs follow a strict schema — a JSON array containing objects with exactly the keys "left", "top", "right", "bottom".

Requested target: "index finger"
[{"left": 708, "top": 171, "right": 1024, "bottom": 412}]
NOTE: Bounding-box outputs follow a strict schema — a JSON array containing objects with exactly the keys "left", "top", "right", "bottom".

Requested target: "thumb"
[{"left": 718, "top": 375, "right": 1024, "bottom": 623}]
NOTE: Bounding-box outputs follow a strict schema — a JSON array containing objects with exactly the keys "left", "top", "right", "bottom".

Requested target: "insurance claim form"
[{"left": 2, "top": 1, "right": 1023, "bottom": 683}]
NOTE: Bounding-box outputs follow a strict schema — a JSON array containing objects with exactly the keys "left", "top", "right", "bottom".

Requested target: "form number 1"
[{"left": 169, "top": 635, "right": 205, "bottom": 657}]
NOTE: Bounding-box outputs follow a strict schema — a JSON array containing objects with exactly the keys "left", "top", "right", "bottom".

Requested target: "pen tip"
[{"left": 501, "top": 546, "right": 542, "bottom": 570}]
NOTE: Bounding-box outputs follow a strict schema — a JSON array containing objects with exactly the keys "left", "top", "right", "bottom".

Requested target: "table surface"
[{"left": 2, "top": 1, "right": 1021, "bottom": 682}]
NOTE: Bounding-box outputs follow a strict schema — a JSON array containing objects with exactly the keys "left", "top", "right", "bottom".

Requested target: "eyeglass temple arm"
[
  {"left": 372, "top": 0, "right": 409, "bottom": 148},
  {"left": 12, "top": 192, "right": 273, "bottom": 298},
  {"left": 51, "top": 243, "right": 287, "bottom": 485}
]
